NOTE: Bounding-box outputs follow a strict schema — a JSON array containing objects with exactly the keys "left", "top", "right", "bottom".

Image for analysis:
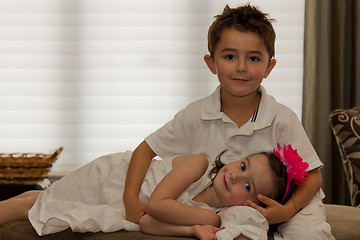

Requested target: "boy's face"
[
  {"left": 204, "top": 28, "right": 276, "bottom": 98},
  {"left": 213, "top": 153, "right": 273, "bottom": 207}
]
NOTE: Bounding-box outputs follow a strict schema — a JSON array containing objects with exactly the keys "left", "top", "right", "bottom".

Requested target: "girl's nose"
[{"left": 230, "top": 171, "right": 242, "bottom": 183}]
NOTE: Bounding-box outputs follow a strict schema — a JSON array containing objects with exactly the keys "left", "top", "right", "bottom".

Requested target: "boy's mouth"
[{"left": 232, "top": 78, "right": 247, "bottom": 81}]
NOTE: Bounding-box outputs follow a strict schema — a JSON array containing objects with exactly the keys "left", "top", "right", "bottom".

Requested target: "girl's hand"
[
  {"left": 124, "top": 197, "right": 146, "bottom": 224},
  {"left": 244, "top": 194, "right": 294, "bottom": 224},
  {"left": 192, "top": 225, "right": 221, "bottom": 240}
]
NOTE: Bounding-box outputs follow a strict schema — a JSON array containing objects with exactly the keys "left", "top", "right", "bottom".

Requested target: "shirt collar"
[
  {"left": 254, "top": 85, "right": 277, "bottom": 129},
  {"left": 201, "top": 86, "right": 222, "bottom": 120},
  {"left": 200, "top": 85, "right": 277, "bottom": 129}
]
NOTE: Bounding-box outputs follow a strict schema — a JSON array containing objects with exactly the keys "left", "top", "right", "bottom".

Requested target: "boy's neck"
[{"left": 220, "top": 89, "right": 261, "bottom": 128}]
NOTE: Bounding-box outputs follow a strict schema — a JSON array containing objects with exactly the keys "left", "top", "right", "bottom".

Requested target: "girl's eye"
[
  {"left": 249, "top": 56, "right": 259, "bottom": 62},
  {"left": 240, "top": 162, "right": 246, "bottom": 171},
  {"left": 245, "top": 182, "right": 251, "bottom": 192},
  {"left": 225, "top": 55, "right": 235, "bottom": 60}
]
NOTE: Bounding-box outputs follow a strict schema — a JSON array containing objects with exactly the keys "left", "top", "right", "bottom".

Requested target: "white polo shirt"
[{"left": 145, "top": 85, "right": 323, "bottom": 171}]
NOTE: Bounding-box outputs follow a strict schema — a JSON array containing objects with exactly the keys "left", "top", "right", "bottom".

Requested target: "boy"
[{"left": 124, "top": 4, "right": 334, "bottom": 239}]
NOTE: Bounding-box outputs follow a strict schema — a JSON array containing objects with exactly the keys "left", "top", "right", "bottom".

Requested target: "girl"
[{"left": 0, "top": 144, "right": 305, "bottom": 239}]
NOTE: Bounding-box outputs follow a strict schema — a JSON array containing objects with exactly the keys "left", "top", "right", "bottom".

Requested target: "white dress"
[{"left": 28, "top": 151, "right": 218, "bottom": 236}]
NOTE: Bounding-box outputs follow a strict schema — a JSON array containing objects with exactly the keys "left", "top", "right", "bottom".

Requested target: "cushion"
[
  {"left": 325, "top": 204, "right": 360, "bottom": 240},
  {"left": 1, "top": 204, "right": 360, "bottom": 240},
  {"left": 329, "top": 107, "right": 360, "bottom": 207},
  {"left": 0, "top": 220, "right": 196, "bottom": 240}
]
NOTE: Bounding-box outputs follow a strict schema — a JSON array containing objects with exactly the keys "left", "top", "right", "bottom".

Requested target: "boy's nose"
[{"left": 236, "top": 60, "right": 247, "bottom": 72}]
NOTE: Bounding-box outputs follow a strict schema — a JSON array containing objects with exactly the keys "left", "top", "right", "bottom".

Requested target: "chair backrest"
[{"left": 329, "top": 107, "right": 360, "bottom": 207}]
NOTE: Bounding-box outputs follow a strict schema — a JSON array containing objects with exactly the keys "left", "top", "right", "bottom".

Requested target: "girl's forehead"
[
  {"left": 249, "top": 154, "right": 273, "bottom": 195},
  {"left": 247, "top": 153, "right": 268, "bottom": 163},
  {"left": 230, "top": 153, "right": 267, "bottom": 165}
]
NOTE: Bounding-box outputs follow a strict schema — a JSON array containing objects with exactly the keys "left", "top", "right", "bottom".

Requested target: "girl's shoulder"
[{"left": 171, "top": 154, "right": 209, "bottom": 172}]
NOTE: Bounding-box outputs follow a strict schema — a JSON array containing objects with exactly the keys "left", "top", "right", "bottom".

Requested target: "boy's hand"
[
  {"left": 244, "top": 194, "right": 294, "bottom": 224},
  {"left": 192, "top": 225, "right": 221, "bottom": 240},
  {"left": 124, "top": 197, "right": 146, "bottom": 224}
]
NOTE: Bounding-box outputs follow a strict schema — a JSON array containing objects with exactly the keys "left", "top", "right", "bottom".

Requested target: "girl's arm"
[
  {"left": 139, "top": 214, "right": 194, "bottom": 237},
  {"left": 146, "top": 154, "right": 221, "bottom": 227},
  {"left": 140, "top": 214, "right": 221, "bottom": 239},
  {"left": 245, "top": 167, "right": 322, "bottom": 224},
  {"left": 123, "top": 141, "right": 156, "bottom": 223}
]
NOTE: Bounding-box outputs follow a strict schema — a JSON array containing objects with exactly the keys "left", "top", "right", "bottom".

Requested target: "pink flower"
[{"left": 274, "top": 143, "right": 309, "bottom": 186}]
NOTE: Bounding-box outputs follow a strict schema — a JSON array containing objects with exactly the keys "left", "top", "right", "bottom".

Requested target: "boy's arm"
[
  {"left": 245, "top": 168, "right": 322, "bottom": 224},
  {"left": 146, "top": 154, "right": 221, "bottom": 227},
  {"left": 123, "top": 141, "right": 156, "bottom": 223}
]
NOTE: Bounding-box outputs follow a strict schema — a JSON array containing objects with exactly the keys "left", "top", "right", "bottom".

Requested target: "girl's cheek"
[{"left": 225, "top": 191, "right": 247, "bottom": 206}]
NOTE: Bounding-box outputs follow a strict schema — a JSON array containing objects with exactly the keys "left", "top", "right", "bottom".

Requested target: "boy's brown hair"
[{"left": 207, "top": 4, "right": 276, "bottom": 60}]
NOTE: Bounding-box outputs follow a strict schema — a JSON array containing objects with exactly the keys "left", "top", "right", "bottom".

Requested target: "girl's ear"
[
  {"left": 263, "top": 59, "right": 276, "bottom": 78},
  {"left": 204, "top": 54, "right": 217, "bottom": 74}
]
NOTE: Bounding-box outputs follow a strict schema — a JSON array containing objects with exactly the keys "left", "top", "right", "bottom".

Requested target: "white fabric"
[
  {"left": 144, "top": 84, "right": 333, "bottom": 239},
  {"left": 28, "top": 152, "right": 217, "bottom": 236},
  {"left": 273, "top": 191, "right": 334, "bottom": 240},
  {"left": 145, "top": 85, "right": 323, "bottom": 171},
  {"left": 216, "top": 206, "right": 268, "bottom": 240}
]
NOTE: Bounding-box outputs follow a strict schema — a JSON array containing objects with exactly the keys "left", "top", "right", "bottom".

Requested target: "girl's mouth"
[{"left": 223, "top": 175, "right": 229, "bottom": 191}]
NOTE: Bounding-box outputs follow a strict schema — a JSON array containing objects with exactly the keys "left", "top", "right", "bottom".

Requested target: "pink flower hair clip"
[{"left": 274, "top": 143, "right": 309, "bottom": 203}]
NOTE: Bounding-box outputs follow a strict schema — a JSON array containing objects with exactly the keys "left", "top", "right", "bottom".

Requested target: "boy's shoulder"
[
  {"left": 182, "top": 86, "right": 220, "bottom": 115},
  {"left": 273, "top": 100, "right": 296, "bottom": 115},
  {"left": 258, "top": 86, "right": 299, "bottom": 122}
]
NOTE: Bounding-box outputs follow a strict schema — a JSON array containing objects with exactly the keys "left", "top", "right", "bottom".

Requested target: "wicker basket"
[{"left": 0, "top": 147, "right": 63, "bottom": 184}]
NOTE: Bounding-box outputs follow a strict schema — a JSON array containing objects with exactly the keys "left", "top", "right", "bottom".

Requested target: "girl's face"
[
  {"left": 204, "top": 28, "right": 276, "bottom": 99},
  {"left": 213, "top": 153, "right": 273, "bottom": 207}
]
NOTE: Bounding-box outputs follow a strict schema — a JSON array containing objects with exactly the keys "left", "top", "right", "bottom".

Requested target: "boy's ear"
[
  {"left": 204, "top": 54, "right": 217, "bottom": 74},
  {"left": 264, "top": 59, "right": 276, "bottom": 78}
]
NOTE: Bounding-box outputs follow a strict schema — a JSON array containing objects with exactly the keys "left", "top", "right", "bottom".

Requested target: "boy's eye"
[
  {"left": 245, "top": 182, "right": 251, "bottom": 192},
  {"left": 249, "top": 56, "right": 259, "bottom": 62},
  {"left": 240, "top": 162, "right": 246, "bottom": 171},
  {"left": 225, "top": 55, "right": 235, "bottom": 60}
]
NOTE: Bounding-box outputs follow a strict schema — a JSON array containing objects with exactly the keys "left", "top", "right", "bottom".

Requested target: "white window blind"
[{"left": 0, "top": 0, "right": 304, "bottom": 174}]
